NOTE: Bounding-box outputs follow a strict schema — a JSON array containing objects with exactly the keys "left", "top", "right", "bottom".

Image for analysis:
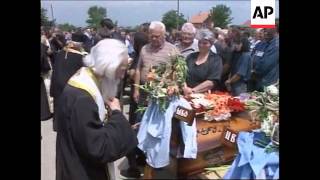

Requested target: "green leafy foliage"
[
  {"left": 210, "top": 4, "right": 233, "bottom": 28},
  {"left": 162, "top": 10, "right": 186, "bottom": 32},
  {"left": 135, "top": 55, "right": 187, "bottom": 112},
  {"left": 86, "top": 6, "right": 107, "bottom": 28}
]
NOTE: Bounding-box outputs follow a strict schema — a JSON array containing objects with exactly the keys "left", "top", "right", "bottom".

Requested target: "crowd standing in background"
[{"left": 41, "top": 17, "right": 279, "bottom": 179}]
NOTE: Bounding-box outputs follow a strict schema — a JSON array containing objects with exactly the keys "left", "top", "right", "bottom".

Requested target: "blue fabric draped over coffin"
[
  {"left": 137, "top": 97, "right": 197, "bottom": 168},
  {"left": 223, "top": 131, "right": 279, "bottom": 179}
]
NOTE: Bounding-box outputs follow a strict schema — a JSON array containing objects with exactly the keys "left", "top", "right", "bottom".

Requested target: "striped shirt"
[{"left": 137, "top": 41, "right": 179, "bottom": 83}]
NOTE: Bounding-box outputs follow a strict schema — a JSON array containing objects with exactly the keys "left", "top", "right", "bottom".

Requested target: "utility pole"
[
  {"left": 50, "top": 4, "right": 55, "bottom": 26},
  {"left": 176, "top": 0, "right": 180, "bottom": 30}
]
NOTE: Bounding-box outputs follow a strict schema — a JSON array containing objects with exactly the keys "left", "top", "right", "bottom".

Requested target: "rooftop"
[{"left": 189, "top": 11, "right": 210, "bottom": 24}]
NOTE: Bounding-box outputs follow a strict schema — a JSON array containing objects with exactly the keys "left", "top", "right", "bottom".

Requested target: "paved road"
[
  {"left": 41, "top": 109, "right": 130, "bottom": 180},
  {"left": 41, "top": 115, "right": 133, "bottom": 180},
  {"left": 41, "top": 119, "right": 56, "bottom": 180}
]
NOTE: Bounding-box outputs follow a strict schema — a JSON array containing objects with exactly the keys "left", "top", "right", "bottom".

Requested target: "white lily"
[{"left": 266, "top": 85, "right": 279, "bottom": 96}]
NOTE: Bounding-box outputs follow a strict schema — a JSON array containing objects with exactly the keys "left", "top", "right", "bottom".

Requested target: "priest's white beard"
[{"left": 100, "top": 77, "right": 120, "bottom": 100}]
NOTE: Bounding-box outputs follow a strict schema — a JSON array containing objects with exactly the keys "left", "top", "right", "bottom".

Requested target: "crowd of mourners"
[{"left": 40, "top": 17, "right": 279, "bottom": 179}]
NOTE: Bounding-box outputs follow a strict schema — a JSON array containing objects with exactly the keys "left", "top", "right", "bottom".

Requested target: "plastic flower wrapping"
[{"left": 135, "top": 55, "right": 188, "bottom": 112}]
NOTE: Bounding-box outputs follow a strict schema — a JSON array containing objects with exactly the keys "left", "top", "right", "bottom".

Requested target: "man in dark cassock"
[
  {"left": 50, "top": 33, "right": 87, "bottom": 131},
  {"left": 55, "top": 39, "right": 137, "bottom": 180},
  {"left": 41, "top": 42, "right": 52, "bottom": 121}
]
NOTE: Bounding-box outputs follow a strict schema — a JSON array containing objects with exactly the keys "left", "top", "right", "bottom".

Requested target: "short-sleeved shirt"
[
  {"left": 175, "top": 39, "right": 199, "bottom": 58},
  {"left": 186, "top": 51, "right": 223, "bottom": 88},
  {"left": 137, "top": 41, "right": 179, "bottom": 83}
]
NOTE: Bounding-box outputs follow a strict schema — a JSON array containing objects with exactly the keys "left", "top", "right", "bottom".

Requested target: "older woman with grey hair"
[
  {"left": 196, "top": 28, "right": 218, "bottom": 54},
  {"left": 183, "top": 28, "right": 223, "bottom": 96}
]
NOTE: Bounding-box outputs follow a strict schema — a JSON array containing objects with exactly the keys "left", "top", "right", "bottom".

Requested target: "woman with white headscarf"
[{"left": 55, "top": 39, "right": 137, "bottom": 180}]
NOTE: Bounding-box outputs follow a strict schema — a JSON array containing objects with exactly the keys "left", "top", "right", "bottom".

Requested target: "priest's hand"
[
  {"left": 105, "top": 98, "right": 121, "bottom": 111},
  {"left": 128, "top": 57, "right": 133, "bottom": 65}
]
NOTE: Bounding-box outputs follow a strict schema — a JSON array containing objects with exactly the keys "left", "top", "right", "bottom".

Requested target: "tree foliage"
[
  {"left": 210, "top": 4, "right": 233, "bottom": 28},
  {"left": 162, "top": 10, "right": 186, "bottom": 32},
  {"left": 58, "top": 23, "right": 76, "bottom": 32},
  {"left": 41, "top": 8, "right": 56, "bottom": 27},
  {"left": 86, "top": 6, "right": 107, "bottom": 28}
]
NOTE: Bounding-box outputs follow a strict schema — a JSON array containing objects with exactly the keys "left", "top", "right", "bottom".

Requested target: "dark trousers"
[
  {"left": 126, "top": 87, "right": 148, "bottom": 169},
  {"left": 52, "top": 98, "right": 58, "bottom": 131},
  {"left": 129, "top": 84, "right": 138, "bottom": 125}
]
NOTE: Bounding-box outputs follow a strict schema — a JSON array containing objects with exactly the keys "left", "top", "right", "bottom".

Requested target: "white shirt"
[
  {"left": 250, "top": 40, "right": 261, "bottom": 52},
  {"left": 210, "top": 44, "right": 217, "bottom": 54}
]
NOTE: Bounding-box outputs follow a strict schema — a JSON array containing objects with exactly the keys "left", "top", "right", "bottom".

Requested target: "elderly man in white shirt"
[{"left": 175, "top": 22, "right": 199, "bottom": 58}]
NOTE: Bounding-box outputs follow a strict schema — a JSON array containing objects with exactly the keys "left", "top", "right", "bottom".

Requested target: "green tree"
[
  {"left": 41, "top": 8, "right": 50, "bottom": 26},
  {"left": 58, "top": 23, "right": 76, "bottom": 32},
  {"left": 41, "top": 7, "right": 56, "bottom": 27},
  {"left": 162, "top": 10, "right": 186, "bottom": 32},
  {"left": 86, "top": 6, "right": 107, "bottom": 28},
  {"left": 210, "top": 4, "right": 233, "bottom": 28},
  {"left": 41, "top": 8, "right": 48, "bottom": 24}
]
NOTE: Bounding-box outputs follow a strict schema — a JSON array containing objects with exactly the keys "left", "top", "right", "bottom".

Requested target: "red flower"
[{"left": 227, "top": 98, "right": 245, "bottom": 112}]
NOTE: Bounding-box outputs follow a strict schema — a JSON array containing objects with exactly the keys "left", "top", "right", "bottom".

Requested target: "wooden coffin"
[
  {"left": 194, "top": 168, "right": 230, "bottom": 179},
  {"left": 174, "top": 112, "right": 260, "bottom": 177}
]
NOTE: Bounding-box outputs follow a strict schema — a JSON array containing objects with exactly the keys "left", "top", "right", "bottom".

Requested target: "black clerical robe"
[
  {"left": 56, "top": 84, "right": 138, "bottom": 180},
  {"left": 50, "top": 50, "right": 84, "bottom": 130}
]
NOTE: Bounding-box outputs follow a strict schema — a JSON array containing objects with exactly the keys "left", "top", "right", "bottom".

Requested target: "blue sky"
[{"left": 41, "top": 0, "right": 279, "bottom": 27}]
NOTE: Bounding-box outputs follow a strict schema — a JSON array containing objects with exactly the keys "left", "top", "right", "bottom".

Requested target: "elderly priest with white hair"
[{"left": 55, "top": 39, "right": 138, "bottom": 180}]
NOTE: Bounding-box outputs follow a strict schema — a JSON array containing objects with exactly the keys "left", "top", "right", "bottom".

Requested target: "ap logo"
[{"left": 251, "top": 0, "right": 276, "bottom": 28}]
